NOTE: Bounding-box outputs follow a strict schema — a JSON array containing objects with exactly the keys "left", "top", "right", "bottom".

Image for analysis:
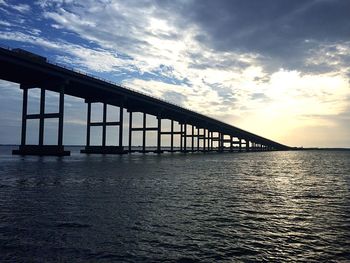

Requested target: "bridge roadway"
[{"left": 0, "top": 46, "right": 290, "bottom": 156}]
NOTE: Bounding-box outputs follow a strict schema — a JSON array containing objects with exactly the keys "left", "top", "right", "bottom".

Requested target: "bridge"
[{"left": 0, "top": 46, "right": 290, "bottom": 156}]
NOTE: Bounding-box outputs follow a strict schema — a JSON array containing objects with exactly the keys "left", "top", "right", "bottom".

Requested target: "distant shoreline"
[
  {"left": 291, "top": 147, "right": 350, "bottom": 151},
  {"left": 1, "top": 145, "right": 350, "bottom": 151}
]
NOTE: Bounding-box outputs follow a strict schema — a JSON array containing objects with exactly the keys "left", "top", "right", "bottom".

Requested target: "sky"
[{"left": 0, "top": 0, "right": 349, "bottom": 147}]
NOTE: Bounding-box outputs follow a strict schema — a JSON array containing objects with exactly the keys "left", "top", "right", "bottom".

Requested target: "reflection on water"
[{"left": 0, "top": 147, "right": 350, "bottom": 262}]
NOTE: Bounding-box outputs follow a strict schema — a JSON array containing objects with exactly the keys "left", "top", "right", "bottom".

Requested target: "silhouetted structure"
[{"left": 0, "top": 47, "right": 290, "bottom": 156}]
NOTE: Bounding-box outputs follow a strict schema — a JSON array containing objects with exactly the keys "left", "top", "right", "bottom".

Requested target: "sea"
[{"left": 0, "top": 146, "right": 349, "bottom": 262}]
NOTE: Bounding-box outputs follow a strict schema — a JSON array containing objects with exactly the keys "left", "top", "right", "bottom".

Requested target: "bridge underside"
[{"left": 0, "top": 47, "right": 290, "bottom": 156}]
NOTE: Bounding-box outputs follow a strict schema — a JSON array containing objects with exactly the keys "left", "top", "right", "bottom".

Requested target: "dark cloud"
[
  {"left": 187, "top": 51, "right": 250, "bottom": 71},
  {"left": 160, "top": 0, "right": 350, "bottom": 73}
]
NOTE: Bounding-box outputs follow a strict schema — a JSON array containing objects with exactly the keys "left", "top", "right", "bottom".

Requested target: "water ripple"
[{"left": 0, "top": 148, "right": 349, "bottom": 262}]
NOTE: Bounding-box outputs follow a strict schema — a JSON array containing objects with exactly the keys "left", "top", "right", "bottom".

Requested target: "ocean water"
[{"left": 0, "top": 147, "right": 349, "bottom": 262}]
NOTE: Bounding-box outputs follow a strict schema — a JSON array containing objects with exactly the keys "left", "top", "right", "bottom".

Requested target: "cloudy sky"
[{"left": 0, "top": 0, "right": 349, "bottom": 147}]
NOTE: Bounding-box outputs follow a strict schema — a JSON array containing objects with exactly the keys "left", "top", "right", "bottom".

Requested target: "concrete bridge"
[{"left": 0, "top": 46, "right": 290, "bottom": 156}]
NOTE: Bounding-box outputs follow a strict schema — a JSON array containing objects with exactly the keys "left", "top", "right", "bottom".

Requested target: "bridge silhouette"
[{"left": 0, "top": 46, "right": 290, "bottom": 156}]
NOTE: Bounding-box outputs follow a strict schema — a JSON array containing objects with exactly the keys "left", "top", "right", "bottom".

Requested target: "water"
[{"left": 0, "top": 147, "right": 350, "bottom": 262}]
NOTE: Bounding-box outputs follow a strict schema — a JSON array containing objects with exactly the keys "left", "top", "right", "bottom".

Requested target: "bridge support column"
[
  {"left": 142, "top": 113, "right": 146, "bottom": 153},
  {"left": 86, "top": 102, "right": 91, "bottom": 147},
  {"left": 182, "top": 123, "right": 187, "bottom": 153},
  {"left": 207, "top": 130, "right": 211, "bottom": 152},
  {"left": 246, "top": 140, "right": 250, "bottom": 152},
  {"left": 197, "top": 128, "right": 200, "bottom": 152},
  {"left": 203, "top": 129, "right": 206, "bottom": 152},
  {"left": 218, "top": 133, "right": 224, "bottom": 152},
  {"left": 119, "top": 105, "right": 124, "bottom": 148},
  {"left": 239, "top": 138, "right": 242, "bottom": 152},
  {"left": 38, "top": 88, "right": 45, "bottom": 146},
  {"left": 180, "top": 123, "right": 183, "bottom": 152},
  {"left": 81, "top": 102, "right": 126, "bottom": 154},
  {"left": 128, "top": 112, "right": 132, "bottom": 152},
  {"left": 155, "top": 114, "right": 163, "bottom": 154},
  {"left": 13, "top": 84, "right": 70, "bottom": 156},
  {"left": 20, "top": 87, "right": 28, "bottom": 146},
  {"left": 216, "top": 132, "right": 220, "bottom": 152},
  {"left": 170, "top": 120, "right": 174, "bottom": 152},
  {"left": 191, "top": 125, "right": 195, "bottom": 152}
]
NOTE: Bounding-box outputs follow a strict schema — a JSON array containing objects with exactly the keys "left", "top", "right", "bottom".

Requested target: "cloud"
[
  {"left": 0, "top": 19, "right": 10, "bottom": 26},
  {"left": 11, "top": 3, "right": 31, "bottom": 13},
  {"left": 0, "top": 0, "right": 349, "bottom": 147},
  {"left": 178, "top": 0, "right": 350, "bottom": 73},
  {"left": 0, "top": 0, "right": 31, "bottom": 13},
  {"left": 0, "top": 31, "right": 134, "bottom": 73}
]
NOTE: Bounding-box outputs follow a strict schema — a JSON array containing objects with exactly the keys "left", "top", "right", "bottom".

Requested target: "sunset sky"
[{"left": 0, "top": 0, "right": 349, "bottom": 147}]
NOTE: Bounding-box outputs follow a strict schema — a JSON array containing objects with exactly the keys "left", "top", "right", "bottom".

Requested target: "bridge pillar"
[
  {"left": 155, "top": 114, "right": 163, "bottom": 154},
  {"left": 211, "top": 131, "right": 214, "bottom": 151},
  {"left": 182, "top": 123, "right": 187, "bottom": 153},
  {"left": 119, "top": 104, "right": 124, "bottom": 148},
  {"left": 86, "top": 102, "right": 91, "bottom": 147},
  {"left": 216, "top": 133, "right": 219, "bottom": 151},
  {"left": 239, "top": 138, "right": 242, "bottom": 152},
  {"left": 202, "top": 128, "right": 206, "bottom": 152},
  {"left": 81, "top": 102, "right": 126, "bottom": 154},
  {"left": 205, "top": 129, "right": 209, "bottom": 152},
  {"left": 191, "top": 125, "right": 195, "bottom": 152},
  {"left": 208, "top": 131, "right": 211, "bottom": 151},
  {"left": 206, "top": 129, "right": 209, "bottom": 152},
  {"left": 170, "top": 120, "right": 174, "bottom": 152},
  {"left": 197, "top": 127, "right": 200, "bottom": 152},
  {"left": 180, "top": 123, "right": 183, "bottom": 152},
  {"left": 128, "top": 112, "right": 132, "bottom": 152},
  {"left": 206, "top": 130, "right": 210, "bottom": 152},
  {"left": 218, "top": 133, "right": 223, "bottom": 152},
  {"left": 13, "top": 84, "right": 70, "bottom": 156},
  {"left": 222, "top": 135, "right": 226, "bottom": 151},
  {"left": 246, "top": 140, "right": 250, "bottom": 152},
  {"left": 142, "top": 113, "right": 146, "bottom": 152},
  {"left": 38, "top": 88, "right": 45, "bottom": 146}
]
